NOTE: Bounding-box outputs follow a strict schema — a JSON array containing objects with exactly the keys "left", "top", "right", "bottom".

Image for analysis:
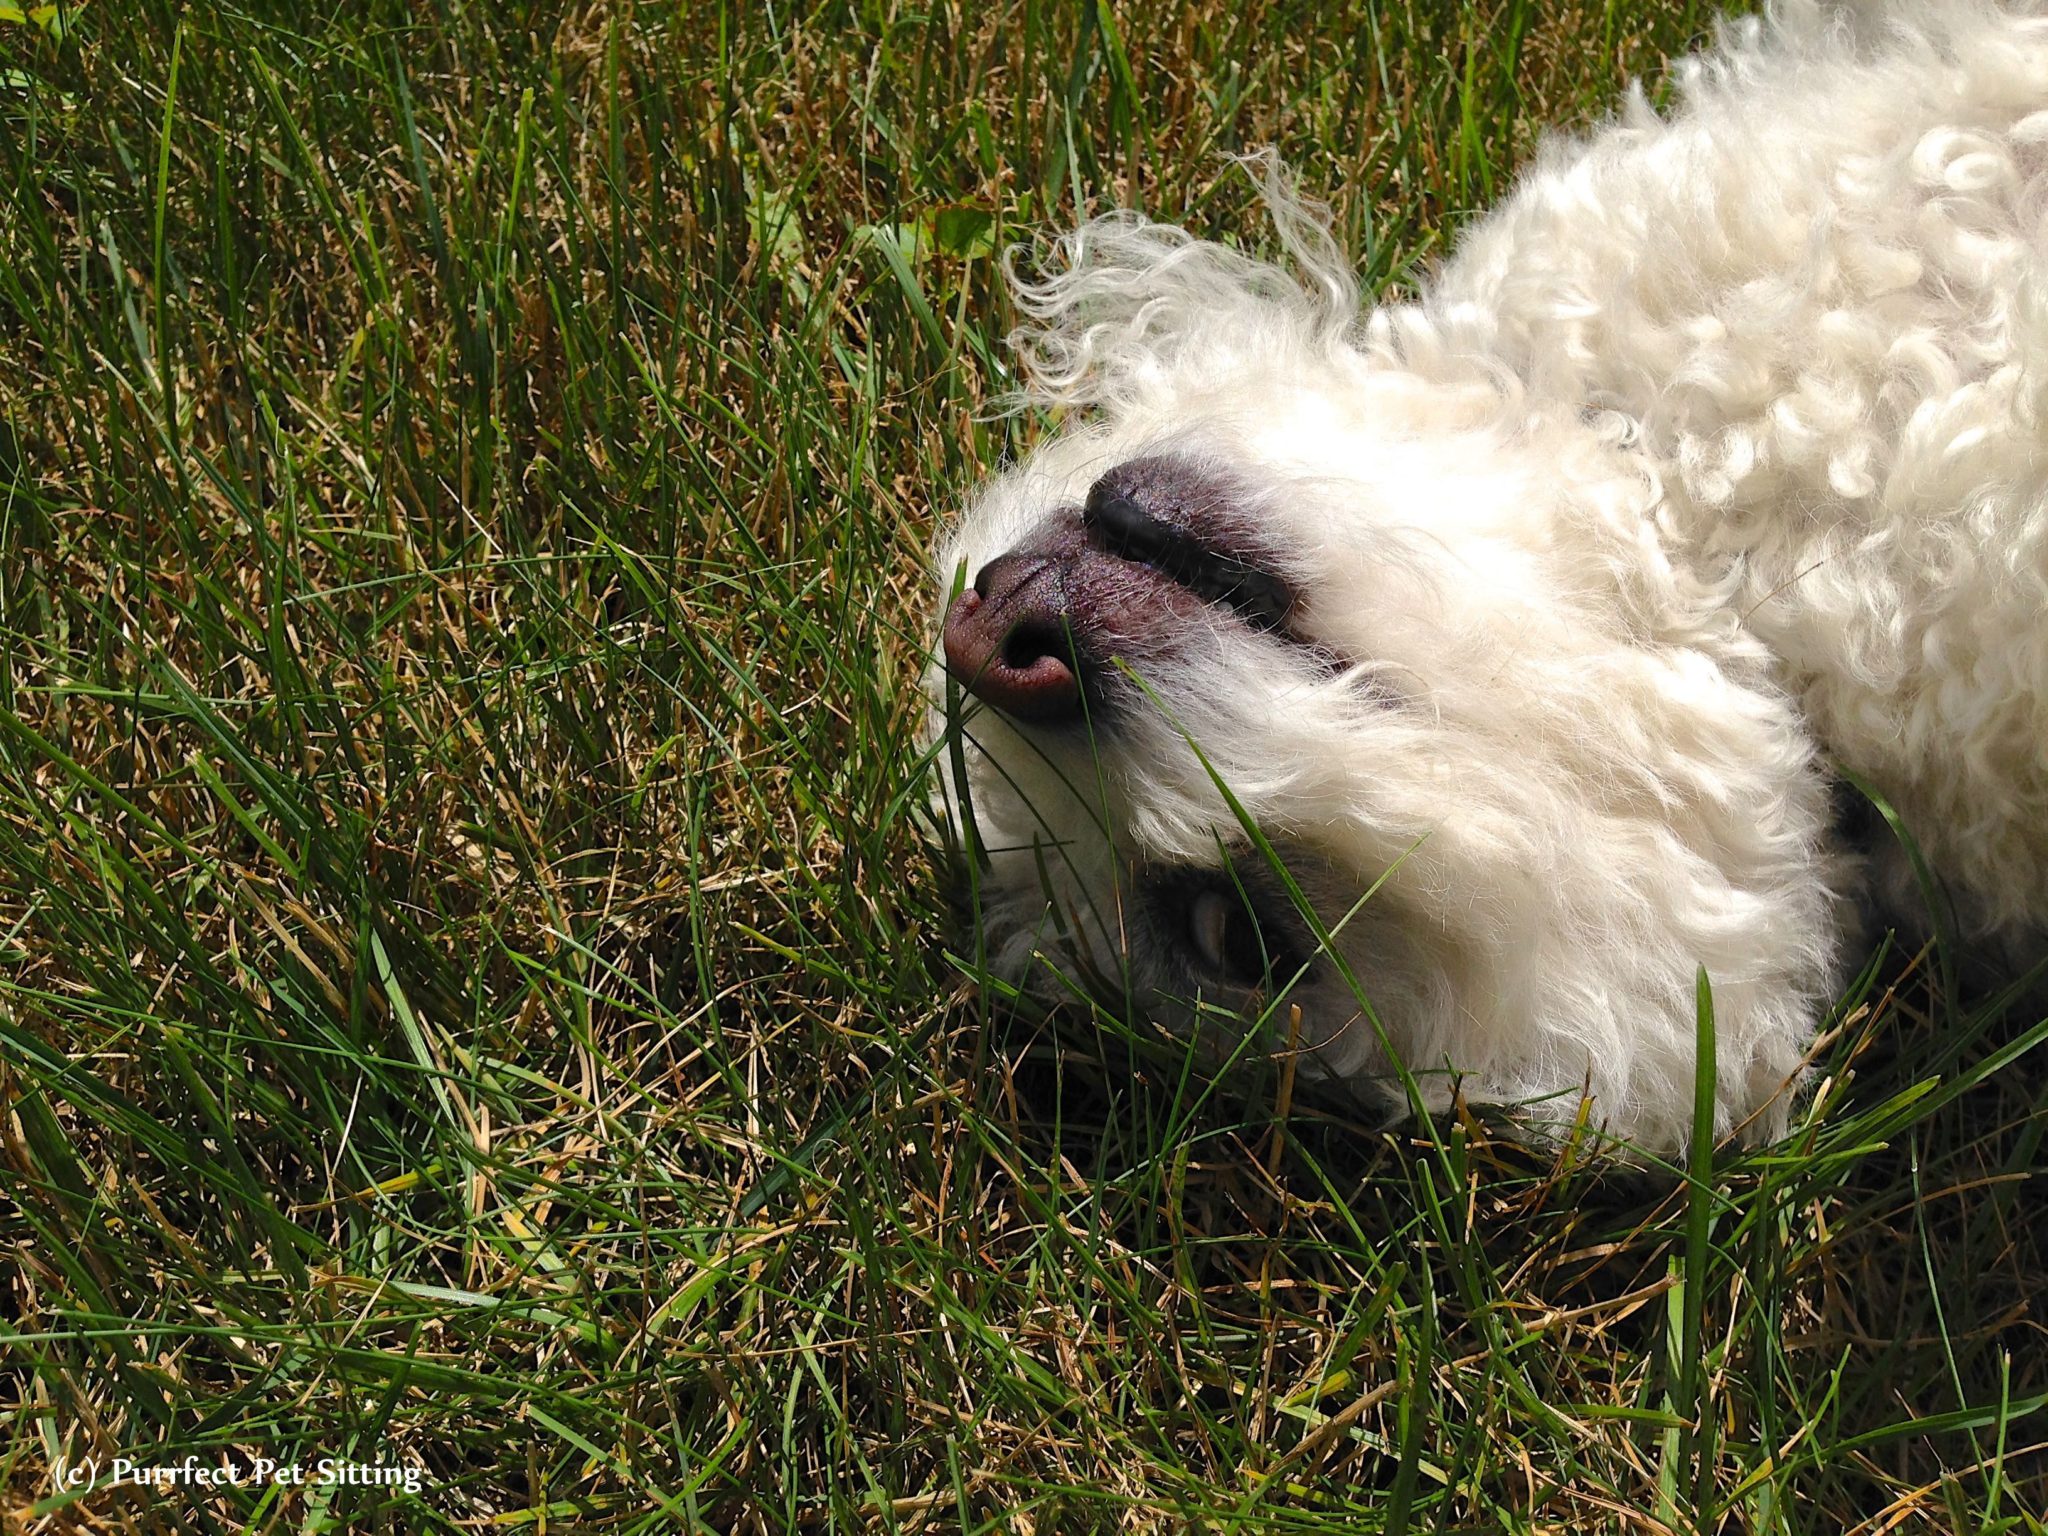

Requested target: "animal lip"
[
  {"left": 1081, "top": 469, "right": 1298, "bottom": 635},
  {"left": 943, "top": 455, "right": 1323, "bottom": 727}
]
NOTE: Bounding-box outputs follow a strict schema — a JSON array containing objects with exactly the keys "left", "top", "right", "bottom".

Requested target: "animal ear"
[{"left": 1002, "top": 152, "right": 1361, "bottom": 414}]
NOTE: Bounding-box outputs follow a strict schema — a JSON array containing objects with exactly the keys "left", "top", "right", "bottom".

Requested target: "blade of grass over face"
[{"left": 0, "top": 1, "right": 2041, "bottom": 1531}]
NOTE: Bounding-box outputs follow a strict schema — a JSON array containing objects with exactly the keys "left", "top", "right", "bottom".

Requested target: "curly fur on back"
[{"left": 931, "top": 1, "right": 2048, "bottom": 1151}]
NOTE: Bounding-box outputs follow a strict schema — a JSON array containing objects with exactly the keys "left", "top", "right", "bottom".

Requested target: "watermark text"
[{"left": 58, "top": 1456, "right": 426, "bottom": 1497}]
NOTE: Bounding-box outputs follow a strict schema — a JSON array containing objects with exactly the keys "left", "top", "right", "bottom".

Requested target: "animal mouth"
[
  {"left": 941, "top": 454, "right": 1303, "bottom": 725},
  {"left": 1080, "top": 472, "right": 1298, "bottom": 635}
]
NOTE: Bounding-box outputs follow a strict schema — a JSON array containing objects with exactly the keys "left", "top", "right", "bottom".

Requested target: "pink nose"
[{"left": 941, "top": 552, "right": 1085, "bottom": 724}]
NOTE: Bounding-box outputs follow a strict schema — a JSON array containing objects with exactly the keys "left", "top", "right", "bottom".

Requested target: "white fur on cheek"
[{"left": 926, "top": 3, "right": 2048, "bottom": 1154}]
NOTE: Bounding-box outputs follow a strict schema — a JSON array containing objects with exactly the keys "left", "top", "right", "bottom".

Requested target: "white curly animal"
[{"left": 929, "top": 1, "right": 2048, "bottom": 1151}]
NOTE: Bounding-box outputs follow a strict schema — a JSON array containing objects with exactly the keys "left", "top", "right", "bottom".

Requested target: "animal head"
[{"left": 926, "top": 173, "right": 1839, "bottom": 1143}]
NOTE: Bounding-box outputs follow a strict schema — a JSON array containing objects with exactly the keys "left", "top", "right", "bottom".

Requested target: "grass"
[{"left": 0, "top": 0, "right": 2043, "bottom": 1530}]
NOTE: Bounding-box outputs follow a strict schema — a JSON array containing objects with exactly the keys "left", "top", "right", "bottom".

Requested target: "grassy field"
[{"left": 1, "top": 0, "right": 2044, "bottom": 1530}]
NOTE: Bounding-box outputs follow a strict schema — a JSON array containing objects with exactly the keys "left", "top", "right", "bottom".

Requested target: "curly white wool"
[{"left": 932, "top": 1, "right": 2048, "bottom": 1151}]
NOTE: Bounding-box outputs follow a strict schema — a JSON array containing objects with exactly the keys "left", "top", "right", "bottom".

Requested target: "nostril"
[
  {"left": 942, "top": 558, "right": 1088, "bottom": 725},
  {"left": 1000, "top": 617, "right": 1067, "bottom": 672}
]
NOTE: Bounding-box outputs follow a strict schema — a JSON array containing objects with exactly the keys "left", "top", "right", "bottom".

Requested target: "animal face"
[
  {"left": 925, "top": 209, "right": 1839, "bottom": 1145},
  {"left": 936, "top": 369, "right": 1722, "bottom": 1105},
  {"left": 925, "top": 0, "right": 2048, "bottom": 1149},
  {"left": 934, "top": 427, "right": 1405, "bottom": 1094}
]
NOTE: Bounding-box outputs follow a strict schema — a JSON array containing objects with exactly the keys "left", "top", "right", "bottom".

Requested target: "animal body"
[{"left": 930, "top": 2, "right": 2048, "bottom": 1150}]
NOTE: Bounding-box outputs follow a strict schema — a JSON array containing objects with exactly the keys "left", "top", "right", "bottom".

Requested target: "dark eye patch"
[{"left": 1151, "top": 864, "right": 1310, "bottom": 989}]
